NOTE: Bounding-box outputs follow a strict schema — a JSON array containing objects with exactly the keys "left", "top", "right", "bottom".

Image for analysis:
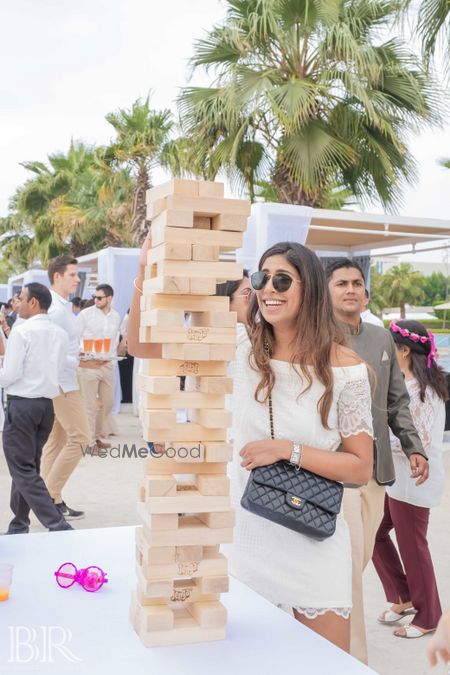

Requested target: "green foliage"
[{"left": 380, "top": 262, "right": 426, "bottom": 318}]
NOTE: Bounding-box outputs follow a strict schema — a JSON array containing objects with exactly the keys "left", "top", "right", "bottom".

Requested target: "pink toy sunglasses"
[{"left": 54, "top": 562, "right": 108, "bottom": 592}]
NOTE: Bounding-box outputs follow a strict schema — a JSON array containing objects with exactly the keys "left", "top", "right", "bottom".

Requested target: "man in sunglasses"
[
  {"left": 327, "top": 258, "right": 428, "bottom": 664},
  {"left": 76, "top": 284, "right": 121, "bottom": 453}
]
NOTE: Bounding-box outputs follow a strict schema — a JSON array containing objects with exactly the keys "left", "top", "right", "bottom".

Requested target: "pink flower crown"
[{"left": 389, "top": 321, "right": 437, "bottom": 369}]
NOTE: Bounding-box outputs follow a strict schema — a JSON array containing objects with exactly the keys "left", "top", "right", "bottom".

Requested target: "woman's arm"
[{"left": 127, "top": 231, "right": 162, "bottom": 359}]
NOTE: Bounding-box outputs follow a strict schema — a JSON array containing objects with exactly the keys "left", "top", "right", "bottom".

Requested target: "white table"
[{"left": 0, "top": 527, "right": 376, "bottom": 674}]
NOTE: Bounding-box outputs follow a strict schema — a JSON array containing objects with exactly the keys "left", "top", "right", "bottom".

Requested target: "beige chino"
[{"left": 78, "top": 362, "right": 115, "bottom": 444}]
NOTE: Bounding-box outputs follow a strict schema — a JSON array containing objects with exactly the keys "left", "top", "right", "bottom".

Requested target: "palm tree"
[
  {"left": 380, "top": 262, "right": 425, "bottom": 318},
  {"left": 414, "top": 0, "right": 450, "bottom": 74},
  {"left": 179, "top": 0, "right": 441, "bottom": 208},
  {"left": 105, "top": 97, "right": 173, "bottom": 244}
]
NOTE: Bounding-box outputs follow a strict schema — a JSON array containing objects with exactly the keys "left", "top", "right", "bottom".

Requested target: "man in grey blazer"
[{"left": 327, "top": 258, "right": 428, "bottom": 664}]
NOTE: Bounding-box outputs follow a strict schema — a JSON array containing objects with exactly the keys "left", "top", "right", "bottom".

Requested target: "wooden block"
[
  {"left": 134, "top": 605, "right": 226, "bottom": 646},
  {"left": 138, "top": 374, "right": 180, "bottom": 394},
  {"left": 145, "top": 514, "right": 179, "bottom": 530},
  {"left": 209, "top": 344, "right": 237, "bottom": 361},
  {"left": 198, "top": 181, "right": 224, "bottom": 198},
  {"left": 190, "top": 409, "right": 232, "bottom": 428},
  {"left": 150, "top": 208, "right": 194, "bottom": 229},
  {"left": 142, "top": 392, "right": 224, "bottom": 409},
  {"left": 142, "top": 605, "right": 175, "bottom": 631},
  {"left": 146, "top": 242, "right": 192, "bottom": 263},
  {"left": 189, "top": 278, "right": 217, "bottom": 295},
  {"left": 136, "top": 528, "right": 176, "bottom": 565},
  {"left": 143, "top": 326, "right": 236, "bottom": 345},
  {"left": 190, "top": 311, "right": 237, "bottom": 328},
  {"left": 198, "top": 576, "right": 229, "bottom": 595},
  {"left": 175, "top": 545, "right": 203, "bottom": 563},
  {"left": 191, "top": 244, "right": 220, "bottom": 261},
  {"left": 140, "top": 309, "right": 185, "bottom": 327},
  {"left": 143, "top": 486, "right": 230, "bottom": 515},
  {"left": 142, "top": 423, "right": 227, "bottom": 443},
  {"left": 141, "top": 511, "right": 234, "bottom": 546},
  {"left": 188, "top": 601, "right": 227, "bottom": 628},
  {"left": 138, "top": 482, "right": 145, "bottom": 502},
  {"left": 145, "top": 459, "right": 227, "bottom": 474},
  {"left": 146, "top": 475, "right": 177, "bottom": 497},
  {"left": 162, "top": 343, "right": 211, "bottom": 361},
  {"left": 204, "top": 443, "right": 234, "bottom": 463},
  {"left": 141, "top": 293, "right": 229, "bottom": 313},
  {"left": 151, "top": 221, "right": 244, "bottom": 250},
  {"left": 141, "top": 359, "right": 227, "bottom": 377},
  {"left": 146, "top": 178, "right": 199, "bottom": 203},
  {"left": 193, "top": 216, "right": 212, "bottom": 229},
  {"left": 143, "top": 410, "right": 177, "bottom": 429},
  {"left": 195, "top": 376, "right": 233, "bottom": 395},
  {"left": 159, "top": 260, "right": 243, "bottom": 282},
  {"left": 148, "top": 194, "right": 250, "bottom": 220},
  {"left": 212, "top": 213, "right": 248, "bottom": 232},
  {"left": 142, "top": 276, "right": 190, "bottom": 295},
  {"left": 197, "top": 510, "right": 235, "bottom": 529},
  {"left": 195, "top": 474, "right": 230, "bottom": 497},
  {"left": 145, "top": 441, "right": 205, "bottom": 463}
]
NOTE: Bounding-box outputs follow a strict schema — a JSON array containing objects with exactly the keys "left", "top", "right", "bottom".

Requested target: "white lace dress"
[
  {"left": 227, "top": 333, "right": 373, "bottom": 618},
  {"left": 387, "top": 379, "right": 445, "bottom": 508}
]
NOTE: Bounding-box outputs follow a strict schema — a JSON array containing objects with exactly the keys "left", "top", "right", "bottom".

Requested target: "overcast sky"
[{"left": 1, "top": 0, "right": 449, "bottom": 261}]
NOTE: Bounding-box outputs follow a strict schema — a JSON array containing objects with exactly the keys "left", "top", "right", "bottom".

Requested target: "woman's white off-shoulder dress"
[{"left": 227, "top": 332, "right": 373, "bottom": 618}]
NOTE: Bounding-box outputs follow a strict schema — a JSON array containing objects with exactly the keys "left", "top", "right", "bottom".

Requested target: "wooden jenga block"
[
  {"left": 142, "top": 486, "right": 230, "bottom": 515},
  {"left": 147, "top": 194, "right": 250, "bottom": 220},
  {"left": 145, "top": 459, "right": 227, "bottom": 474},
  {"left": 189, "top": 278, "right": 217, "bottom": 295},
  {"left": 195, "top": 377, "right": 233, "bottom": 395},
  {"left": 145, "top": 513, "right": 179, "bottom": 530},
  {"left": 140, "top": 309, "right": 185, "bottom": 327},
  {"left": 198, "top": 181, "right": 224, "bottom": 198},
  {"left": 175, "top": 545, "right": 203, "bottom": 563},
  {"left": 141, "top": 512, "right": 234, "bottom": 547},
  {"left": 158, "top": 260, "right": 243, "bottom": 282},
  {"left": 136, "top": 528, "right": 176, "bottom": 565},
  {"left": 144, "top": 410, "right": 177, "bottom": 429},
  {"left": 143, "top": 423, "right": 227, "bottom": 443},
  {"left": 198, "top": 576, "right": 229, "bottom": 595},
  {"left": 142, "top": 605, "right": 175, "bottom": 631},
  {"left": 212, "top": 213, "right": 248, "bottom": 232},
  {"left": 141, "top": 293, "right": 229, "bottom": 313},
  {"left": 191, "top": 244, "right": 220, "bottom": 261},
  {"left": 190, "top": 409, "right": 232, "bottom": 428},
  {"left": 162, "top": 343, "right": 211, "bottom": 361},
  {"left": 150, "top": 208, "right": 194, "bottom": 229},
  {"left": 146, "top": 242, "right": 192, "bottom": 263},
  {"left": 142, "top": 326, "right": 236, "bottom": 345},
  {"left": 146, "top": 475, "right": 177, "bottom": 497},
  {"left": 188, "top": 601, "right": 227, "bottom": 628},
  {"left": 190, "top": 311, "right": 237, "bottom": 328},
  {"left": 142, "top": 392, "right": 224, "bottom": 409},
  {"left": 146, "top": 178, "right": 199, "bottom": 203},
  {"left": 151, "top": 221, "right": 244, "bottom": 250},
  {"left": 132, "top": 604, "right": 226, "bottom": 646},
  {"left": 203, "top": 443, "right": 234, "bottom": 463},
  {"left": 142, "top": 276, "right": 190, "bottom": 295},
  {"left": 197, "top": 510, "right": 235, "bottom": 529},
  {"left": 138, "top": 374, "right": 180, "bottom": 394},
  {"left": 141, "top": 358, "right": 227, "bottom": 377},
  {"left": 145, "top": 441, "right": 205, "bottom": 463},
  {"left": 195, "top": 474, "right": 230, "bottom": 497},
  {"left": 208, "top": 344, "right": 237, "bottom": 361}
]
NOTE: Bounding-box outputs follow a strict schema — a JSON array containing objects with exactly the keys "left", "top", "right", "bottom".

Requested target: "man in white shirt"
[
  {"left": 1, "top": 283, "right": 72, "bottom": 534},
  {"left": 77, "top": 283, "right": 121, "bottom": 452},
  {"left": 361, "top": 289, "right": 384, "bottom": 327},
  {"left": 41, "top": 255, "right": 102, "bottom": 520}
]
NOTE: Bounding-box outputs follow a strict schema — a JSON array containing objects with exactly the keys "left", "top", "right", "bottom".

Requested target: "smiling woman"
[{"left": 228, "top": 241, "right": 374, "bottom": 652}]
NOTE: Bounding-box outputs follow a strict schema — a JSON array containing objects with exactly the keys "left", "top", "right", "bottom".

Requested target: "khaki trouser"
[
  {"left": 41, "top": 389, "right": 91, "bottom": 503},
  {"left": 78, "top": 363, "right": 115, "bottom": 444},
  {"left": 343, "top": 479, "right": 386, "bottom": 664}
]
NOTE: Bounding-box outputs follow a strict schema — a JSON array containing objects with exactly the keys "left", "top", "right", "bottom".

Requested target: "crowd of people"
[{"left": 1, "top": 237, "right": 449, "bottom": 669}]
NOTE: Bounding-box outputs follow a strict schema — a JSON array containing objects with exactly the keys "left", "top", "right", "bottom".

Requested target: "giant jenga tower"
[{"left": 130, "top": 179, "right": 250, "bottom": 647}]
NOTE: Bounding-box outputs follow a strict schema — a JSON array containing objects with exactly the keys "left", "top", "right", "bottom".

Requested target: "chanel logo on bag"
[{"left": 290, "top": 496, "right": 302, "bottom": 507}]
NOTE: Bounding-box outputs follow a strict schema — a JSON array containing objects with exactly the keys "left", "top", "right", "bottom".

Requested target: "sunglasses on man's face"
[
  {"left": 250, "top": 271, "right": 301, "bottom": 293},
  {"left": 92, "top": 295, "right": 106, "bottom": 301}
]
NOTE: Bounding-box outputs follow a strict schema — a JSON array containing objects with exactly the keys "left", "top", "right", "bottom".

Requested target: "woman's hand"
[
  {"left": 139, "top": 230, "right": 153, "bottom": 268},
  {"left": 239, "top": 439, "right": 291, "bottom": 470}
]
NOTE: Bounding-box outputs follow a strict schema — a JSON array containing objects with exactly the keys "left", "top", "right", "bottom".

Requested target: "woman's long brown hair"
[{"left": 247, "top": 242, "right": 346, "bottom": 428}]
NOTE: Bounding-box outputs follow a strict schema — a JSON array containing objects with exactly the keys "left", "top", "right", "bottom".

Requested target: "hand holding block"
[{"left": 194, "top": 474, "right": 230, "bottom": 496}]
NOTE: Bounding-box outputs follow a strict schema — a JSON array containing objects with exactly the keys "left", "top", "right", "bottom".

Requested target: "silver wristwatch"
[{"left": 289, "top": 443, "right": 302, "bottom": 468}]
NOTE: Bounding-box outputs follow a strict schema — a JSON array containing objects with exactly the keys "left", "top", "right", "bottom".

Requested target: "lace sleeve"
[
  {"left": 338, "top": 376, "right": 374, "bottom": 438},
  {"left": 407, "top": 385, "right": 434, "bottom": 455}
]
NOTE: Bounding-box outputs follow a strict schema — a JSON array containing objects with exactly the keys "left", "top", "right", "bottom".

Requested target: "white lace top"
[
  {"left": 387, "top": 379, "right": 446, "bottom": 508},
  {"left": 225, "top": 329, "right": 373, "bottom": 613}
]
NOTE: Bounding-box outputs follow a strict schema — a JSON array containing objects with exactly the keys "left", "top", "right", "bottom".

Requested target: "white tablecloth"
[{"left": 0, "top": 526, "right": 376, "bottom": 674}]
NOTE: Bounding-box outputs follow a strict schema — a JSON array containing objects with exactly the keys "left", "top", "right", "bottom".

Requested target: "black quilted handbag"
[{"left": 240, "top": 395, "right": 343, "bottom": 541}]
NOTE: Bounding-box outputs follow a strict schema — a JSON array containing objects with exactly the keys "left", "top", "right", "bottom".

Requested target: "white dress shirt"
[
  {"left": 48, "top": 290, "right": 80, "bottom": 392},
  {"left": 0, "top": 314, "right": 69, "bottom": 398},
  {"left": 76, "top": 305, "right": 121, "bottom": 354},
  {"left": 361, "top": 309, "right": 384, "bottom": 327}
]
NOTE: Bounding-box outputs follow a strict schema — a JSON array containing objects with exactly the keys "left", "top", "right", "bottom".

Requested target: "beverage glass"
[
  {"left": 94, "top": 338, "right": 104, "bottom": 354},
  {"left": 0, "top": 563, "right": 13, "bottom": 601},
  {"left": 83, "top": 338, "right": 94, "bottom": 354},
  {"left": 103, "top": 337, "right": 112, "bottom": 353}
]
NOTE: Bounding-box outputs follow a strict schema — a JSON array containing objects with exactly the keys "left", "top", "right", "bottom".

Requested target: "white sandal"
[
  {"left": 394, "top": 624, "right": 434, "bottom": 639},
  {"left": 378, "top": 608, "right": 417, "bottom": 624}
]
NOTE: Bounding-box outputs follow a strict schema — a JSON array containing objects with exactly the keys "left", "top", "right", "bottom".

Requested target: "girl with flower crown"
[{"left": 374, "top": 319, "right": 448, "bottom": 639}]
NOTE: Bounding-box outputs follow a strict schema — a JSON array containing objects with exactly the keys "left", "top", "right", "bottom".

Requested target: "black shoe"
[
  {"left": 49, "top": 521, "right": 74, "bottom": 531},
  {"left": 55, "top": 501, "right": 85, "bottom": 520},
  {"left": 4, "top": 528, "right": 29, "bottom": 535}
]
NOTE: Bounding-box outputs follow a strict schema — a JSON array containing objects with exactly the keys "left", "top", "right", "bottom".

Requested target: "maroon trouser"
[{"left": 373, "top": 495, "right": 442, "bottom": 630}]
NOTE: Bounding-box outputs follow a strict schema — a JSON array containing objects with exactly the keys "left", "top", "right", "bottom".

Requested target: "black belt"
[{"left": 7, "top": 395, "right": 51, "bottom": 401}]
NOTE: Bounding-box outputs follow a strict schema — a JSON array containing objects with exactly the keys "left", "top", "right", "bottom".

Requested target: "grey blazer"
[{"left": 343, "top": 321, "right": 426, "bottom": 485}]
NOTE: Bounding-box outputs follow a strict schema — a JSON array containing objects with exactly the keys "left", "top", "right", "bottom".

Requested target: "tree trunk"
[
  {"left": 130, "top": 166, "right": 150, "bottom": 245},
  {"left": 400, "top": 301, "right": 406, "bottom": 319},
  {"left": 271, "top": 164, "right": 321, "bottom": 206}
]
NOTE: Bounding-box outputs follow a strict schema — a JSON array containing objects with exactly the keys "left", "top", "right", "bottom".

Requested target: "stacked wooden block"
[{"left": 130, "top": 179, "right": 250, "bottom": 647}]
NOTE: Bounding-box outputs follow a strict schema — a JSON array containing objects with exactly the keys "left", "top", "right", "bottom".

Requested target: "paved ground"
[{"left": 1, "top": 408, "right": 449, "bottom": 675}]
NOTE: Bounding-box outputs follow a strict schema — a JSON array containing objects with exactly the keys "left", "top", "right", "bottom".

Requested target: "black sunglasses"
[
  {"left": 251, "top": 271, "right": 301, "bottom": 293},
  {"left": 92, "top": 295, "right": 106, "bottom": 301}
]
